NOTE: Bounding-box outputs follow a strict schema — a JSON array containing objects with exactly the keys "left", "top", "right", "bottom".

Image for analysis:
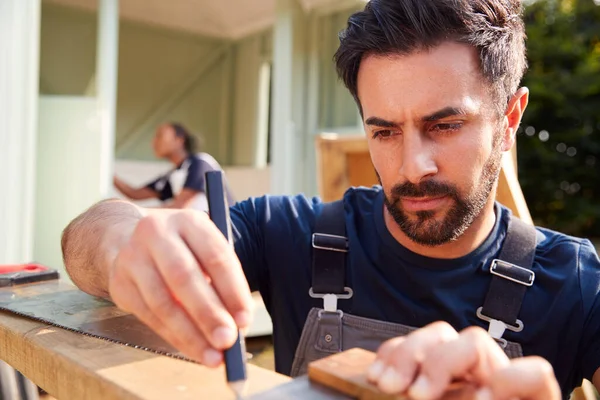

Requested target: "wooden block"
[
  {"left": 308, "top": 348, "right": 477, "bottom": 400},
  {"left": 308, "top": 348, "right": 400, "bottom": 400}
]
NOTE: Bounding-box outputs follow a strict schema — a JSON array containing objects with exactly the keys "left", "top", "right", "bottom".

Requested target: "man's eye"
[
  {"left": 431, "top": 123, "right": 463, "bottom": 133},
  {"left": 372, "top": 130, "right": 396, "bottom": 139}
]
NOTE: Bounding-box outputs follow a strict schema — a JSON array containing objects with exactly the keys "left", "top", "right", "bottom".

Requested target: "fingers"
[
  {"left": 110, "top": 244, "right": 219, "bottom": 366},
  {"left": 108, "top": 209, "right": 253, "bottom": 368},
  {"left": 368, "top": 322, "right": 560, "bottom": 400},
  {"left": 145, "top": 225, "right": 238, "bottom": 350},
  {"left": 409, "top": 326, "right": 510, "bottom": 400},
  {"left": 480, "top": 356, "right": 561, "bottom": 400},
  {"left": 179, "top": 211, "right": 254, "bottom": 326},
  {"left": 133, "top": 211, "right": 253, "bottom": 349},
  {"left": 368, "top": 321, "right": 459, "bottom": 394}
]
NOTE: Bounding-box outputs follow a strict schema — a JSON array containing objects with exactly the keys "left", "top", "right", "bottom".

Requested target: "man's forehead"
[{"left": 356, "top": 43, "right": 489, "bottom": 119}]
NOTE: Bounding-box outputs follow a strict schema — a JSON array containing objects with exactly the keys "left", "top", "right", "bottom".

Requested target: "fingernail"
[
  {"left": 367, "top": 360, "right": 385, "bottom": 382},
  {"left": 475, "top": 388, "right": 493, "bottom": 400},
  {"left": 378, "top": 367, "right": 405, "bottom": 394},
  {"left": 235, "top": 310, "right": 252, "bottom": 328},
  {"left": 408, "top": 375, "right": 432, "bottom": 400},
  {"left": 212, "top": 326, "right": 237, "bottom": 348},
  {"left": 202, "top": 348, "right": 222, "bottom": 367}
]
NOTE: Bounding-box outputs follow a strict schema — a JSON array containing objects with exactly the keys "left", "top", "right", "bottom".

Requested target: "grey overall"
[{"left": 290, "top": 201, "right": 537, "bottom": 377}]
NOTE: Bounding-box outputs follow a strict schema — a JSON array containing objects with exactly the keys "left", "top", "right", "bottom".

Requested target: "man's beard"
[{"left": 379, "top": 141, "right": 503, "bottom": 247}]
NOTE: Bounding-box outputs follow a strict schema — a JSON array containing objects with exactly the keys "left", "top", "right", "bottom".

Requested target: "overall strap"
[
  {"left": 477, "top": 214, "right": 538, "bottom": 345},
  {"left": 309, "top": 200, "right": 352, "bottom": 312}
]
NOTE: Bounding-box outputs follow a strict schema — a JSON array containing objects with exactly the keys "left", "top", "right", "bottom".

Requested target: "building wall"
[
  {"left": 39, "top": 2, "right": 360, "bottom": 169},
  {"left": 316, "top": 7, "right": 361, "bottom": 130},
  {"left": 39, "top": 2, "right": 272, "bottom": 166}
]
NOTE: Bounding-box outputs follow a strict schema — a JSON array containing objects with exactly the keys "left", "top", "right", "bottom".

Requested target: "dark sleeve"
[
  {"left": 229, "top": 194, "right": 322, "bottom": 294},
  {"left": 577, "top": 240, "right": 600, "bottom": 381},
  {"left": 230, "top": 198, "right": 265, "bottom": 293},
  {"left": 183, "top": 158, "right": 215, "bottom": 193},
  {"left": 145, "top": 176, "right": 173, "bottom": 201}
]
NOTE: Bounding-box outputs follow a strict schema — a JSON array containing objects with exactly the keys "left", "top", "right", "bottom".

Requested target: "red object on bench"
[
  {"left": 0, "top": 263, "right": 50, "bottom": 275},
  {"left": 0, "top": 263, "right": 59, "bottom": 287}
]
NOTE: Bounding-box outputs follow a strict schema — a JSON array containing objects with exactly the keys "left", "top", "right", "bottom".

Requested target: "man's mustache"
[{"left": 391, "top": 180, "right": 458, "bottom": 198}]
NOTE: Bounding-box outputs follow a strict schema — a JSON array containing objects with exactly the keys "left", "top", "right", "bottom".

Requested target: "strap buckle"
[
  {"left": 476, "top": 307, "right": 523, "bottom": 347},
  {"left": 312, "top": 233, "right": 348, "bottom": 253},
  {"left": 490, "top": 259, "right": 535, "bottom": 286},
  {"left": 309, "top": 287, "right": 353, "bottom": 312}
]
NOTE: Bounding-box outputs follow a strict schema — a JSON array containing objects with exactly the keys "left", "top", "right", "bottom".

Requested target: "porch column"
[
  {"left": 97, "top": 0, "right": 120, "bottom": 196},
  {"left": 0, "top": 0, "right": 41, "bottom": 263}
]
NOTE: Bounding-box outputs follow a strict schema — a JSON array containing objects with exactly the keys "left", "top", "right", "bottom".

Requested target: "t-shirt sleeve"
[
  {"left": 576, "top": 240, "right": 600, "bottom": 381},
  {"left": 183, "top": 158, "right": 214, "bottom": 193},
  {"left": 145, "top": 176, "right": 172, "bottom": 201},
  {"left": 229, "top": 194, "right": 322, "bottom": 295},
  {"left": 230, "top": 199, "right": 265, "bottom": 293}
]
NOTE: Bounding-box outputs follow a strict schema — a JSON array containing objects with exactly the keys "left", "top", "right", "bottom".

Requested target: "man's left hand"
[{"left": 367, "top": 321, "right": 561, "bottom": 400}]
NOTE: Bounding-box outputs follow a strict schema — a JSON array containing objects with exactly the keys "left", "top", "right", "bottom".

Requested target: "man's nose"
[{"left": 399, "top": 132, "right": 438, "bottom": 184}]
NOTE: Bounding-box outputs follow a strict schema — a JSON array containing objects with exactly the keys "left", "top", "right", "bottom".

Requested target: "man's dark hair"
[
  {"left": 170, "top": 123, "right": 200, "bottom": 154},
  {"left": 334, "top": 0, "right": 527, "bottom": 115}
]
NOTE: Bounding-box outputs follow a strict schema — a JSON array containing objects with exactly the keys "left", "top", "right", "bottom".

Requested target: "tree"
[{"left": 519, "top": 0, "right": 600, "bottom": 237}]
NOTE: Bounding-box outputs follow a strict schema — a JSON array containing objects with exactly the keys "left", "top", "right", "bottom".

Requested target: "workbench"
[{"left": 0, "top": 311, "right": 292, "bottom": 400}]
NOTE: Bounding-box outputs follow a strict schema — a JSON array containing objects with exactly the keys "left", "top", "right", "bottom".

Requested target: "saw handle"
[{"left": 0, "top": 263, "right": 59, "bottom": 287}]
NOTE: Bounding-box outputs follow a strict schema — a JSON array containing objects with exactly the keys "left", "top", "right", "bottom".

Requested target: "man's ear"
[{"left": 501, "top": 87, "right": 529, "bottom": 152}]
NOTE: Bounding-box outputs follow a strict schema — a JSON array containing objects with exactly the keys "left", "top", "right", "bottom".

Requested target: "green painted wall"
[
  {"left": 39, "top": 3, "right": 238, "bottom": 164},
  {"left": 316, "top": 6, "right": 362, "bottom": 130},
  {"left": 114, "top": 21, "right": 226, "bottom": 160},
  {"left": 39, "top": 4, "right": 97, "bottom": 95},
  {"left": 39, "top": 2, "right": 361, "bottom": 170}
]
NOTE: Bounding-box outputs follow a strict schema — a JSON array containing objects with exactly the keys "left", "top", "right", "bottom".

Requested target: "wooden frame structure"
[{"left": 316, "top": 133, "right": 533, "bottom": 224}]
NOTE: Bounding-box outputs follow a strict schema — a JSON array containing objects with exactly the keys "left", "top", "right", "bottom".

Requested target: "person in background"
[{"left": 113, "top": 123, "right": 235, "bottom": 210}]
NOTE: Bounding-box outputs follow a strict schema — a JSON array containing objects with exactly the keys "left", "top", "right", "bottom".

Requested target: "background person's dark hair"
[
  {"left": 170, "top": 123, "right": 200, "bottom": 154},
  {"left": 334, "top": 0, "right": 528, "bottom": 115}
]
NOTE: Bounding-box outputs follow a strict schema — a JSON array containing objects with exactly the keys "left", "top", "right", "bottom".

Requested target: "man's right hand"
[{"left": 108, "top": 209, "right": 254, "bottom": 367}]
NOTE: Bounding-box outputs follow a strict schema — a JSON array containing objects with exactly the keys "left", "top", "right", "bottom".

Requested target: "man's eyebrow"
[
  {"left": 422, "top": 107, "right": 468, "bottom": 122},
  {"left": 364, "top": 116, "right": 399, "bottom": 128}
]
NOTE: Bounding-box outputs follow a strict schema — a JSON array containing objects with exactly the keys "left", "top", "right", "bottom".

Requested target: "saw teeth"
[{"left": 0, "top": 307, "right": 197, "bottom": 364}]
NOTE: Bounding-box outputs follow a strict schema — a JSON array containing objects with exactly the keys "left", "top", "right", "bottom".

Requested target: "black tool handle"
[
  {"left": 205, "top": 171, "right": 247, "bottom": 383},
  {"left": 0, "top": 270, "right": 59, "bottom": 287}
]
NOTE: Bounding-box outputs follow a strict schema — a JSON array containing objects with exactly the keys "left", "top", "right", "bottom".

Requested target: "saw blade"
[
  {"left": 0, "top": 281, "right": 359, "bottom": 399},
  {"left": 0, "top": 280, "right": 193, "bottom": 362}
]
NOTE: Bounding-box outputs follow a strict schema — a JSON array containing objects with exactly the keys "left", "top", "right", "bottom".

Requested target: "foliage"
[{"left": 518, "top": 0, "right": 600, "bottom": 237}]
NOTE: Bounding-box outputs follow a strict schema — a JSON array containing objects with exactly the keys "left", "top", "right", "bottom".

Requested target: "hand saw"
[
  {"left": 0, "top": 269, "right": 353, "bottom": 399},
  {"left": 0, "top": 277, "right": 189, "bottom": 361}
]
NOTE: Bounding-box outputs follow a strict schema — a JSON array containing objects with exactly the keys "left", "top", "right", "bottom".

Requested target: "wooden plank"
[
  {"left": 571, "top": 381, "right": 598, "bottom": 400},
  {"left": 497, "top": 152, "right": 533, "bottom": 224},
  {"left": 346, "top": 152, "right": 377, "bottom": 192},
  {"left": 308, "top": 348, "right": 399, "bottom": 400},
  {"left": 308, "top": 348, "right": 477, "bottom": 400},
  {"left": 316, "top": 133, "right": 374, "bottom": 202},
  {"left": 0, "top": 311, "right": 290, "bottom": 400}
]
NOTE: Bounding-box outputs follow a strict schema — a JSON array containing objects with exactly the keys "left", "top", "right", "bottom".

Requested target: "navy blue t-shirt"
[{"left": 230, "top": 186, "right": 600, "bottom": 397}]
